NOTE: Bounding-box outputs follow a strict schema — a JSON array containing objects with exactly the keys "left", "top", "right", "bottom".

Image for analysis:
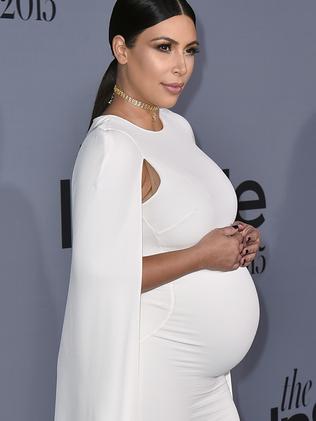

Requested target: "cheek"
[
  {"left": 186, "top": 57, "right": 195, "bottom": 77},
  {"left": 135, "top": 51, "right": 168, "bottom": 78}
]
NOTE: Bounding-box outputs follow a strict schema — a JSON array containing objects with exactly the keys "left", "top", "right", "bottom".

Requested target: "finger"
[
  {"left": 239, "top": 252, "right": 245, "bottom": 264},
  {"left": 239, "top": 228, "right": 253, "bottom": 243},
  {"left": 223, "top": 226, "right": 239, "bottom": 236},
  {"left": 244, "top": 258, "right": 253, "bottom": 267},
  {"left": 245, "top": 234, "right": 260, "bottom": 244},
  {"left": 234, "top": 221, "right": 246, "bottom": 231},
  {"left": 245, "top": 228, "right": 260, "bottom": 242},
  {"left": 241, "top": 245, "right": 259, "bottom": 256},
  {"left": 234, "top": 232, "right": 244, "bottom": 245},
  {"left": 243, "top": 232, "right": 254, "bottom": 247},
  {"left": 241, "top": 253, "right": 256, "bottom": 266},
  {"left": 232, "top": 262, "right": 240, "bottom": 270},
  {"left": 241, "top": 250, "right": 256, "bottom": 261},
  {"left": 225, "top": 229, "right": 244, "bottom": 243}
]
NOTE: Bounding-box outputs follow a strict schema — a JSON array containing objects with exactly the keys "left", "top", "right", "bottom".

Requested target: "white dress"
[{"left": 53, "top": 107, "right": 260, "bottom": 421}]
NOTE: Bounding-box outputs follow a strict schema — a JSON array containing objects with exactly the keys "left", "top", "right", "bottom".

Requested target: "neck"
[
  {"left": 106, "top": 97, "right": 163, "bottom": 132},
  {"left": 112, "top": 84, "right": 159, "bottom": 121}
]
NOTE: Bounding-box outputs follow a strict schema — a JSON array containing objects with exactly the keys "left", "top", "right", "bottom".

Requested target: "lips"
[
  {"left": 162, "top": 82, "right": 184, "bottom": 88},
  {"left": 161, "top": 82, "right": 184, "bottom": 95}
]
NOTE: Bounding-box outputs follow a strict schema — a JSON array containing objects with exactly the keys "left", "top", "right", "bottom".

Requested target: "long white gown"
[{"left": 53, "top": 107, "right": 260, "bottom": 421}]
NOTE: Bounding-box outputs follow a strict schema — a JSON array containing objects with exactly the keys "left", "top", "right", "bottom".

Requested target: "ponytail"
[{"left": 88, "top": 58, "right": 118, "bottom": 131}]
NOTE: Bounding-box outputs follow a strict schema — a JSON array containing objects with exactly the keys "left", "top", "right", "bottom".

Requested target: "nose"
[{"left": 172, "top": 51, "right": 188, "bottom": 76}]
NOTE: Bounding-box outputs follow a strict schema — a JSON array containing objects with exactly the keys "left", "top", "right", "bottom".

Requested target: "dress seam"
[{"left": 155, "top": 208, "right": 198, "bottom": 235}]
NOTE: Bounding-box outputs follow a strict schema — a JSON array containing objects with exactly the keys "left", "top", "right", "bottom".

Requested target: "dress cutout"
[
  {"left": 53, "top": 107, "right": 260, "bottom": 421},
  {"left": 142, "top": 159, "right": 161, "bottom": 203}
]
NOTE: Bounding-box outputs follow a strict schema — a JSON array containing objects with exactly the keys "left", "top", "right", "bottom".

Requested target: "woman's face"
[{"left": 115, "top": 14, "right": 199, "bottom": 108}]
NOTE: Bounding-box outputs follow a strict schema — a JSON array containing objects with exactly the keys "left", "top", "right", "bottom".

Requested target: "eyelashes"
[{"left": 157, "top": 43, "right": 200, "bottom": 55}]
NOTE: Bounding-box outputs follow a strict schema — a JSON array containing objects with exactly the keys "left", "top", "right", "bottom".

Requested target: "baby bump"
[{"left": 140, "top": 267, "right": 260, "bottom": 377}]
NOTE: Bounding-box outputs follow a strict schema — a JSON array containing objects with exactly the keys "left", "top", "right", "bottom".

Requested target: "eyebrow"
[{"left": 150, "top": 36, "right": 200, "bottom": 47}]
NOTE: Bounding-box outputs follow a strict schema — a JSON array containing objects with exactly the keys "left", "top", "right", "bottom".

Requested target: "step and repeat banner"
[{"left": 1, "top": 1, "right": 315, "bottom": 420}]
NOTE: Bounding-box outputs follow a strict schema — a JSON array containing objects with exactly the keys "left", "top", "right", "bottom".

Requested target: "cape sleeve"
[{"left": 54, "top": 126, "right": 144, "bottom": 421}]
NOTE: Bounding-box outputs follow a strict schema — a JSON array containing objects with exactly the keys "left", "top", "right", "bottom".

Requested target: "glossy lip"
[
  {"left": 161, "top": 82, "right": 184, "bottom": 94},
  {"left": 161, "top": 82, "right": 184, "bottom": 88}
]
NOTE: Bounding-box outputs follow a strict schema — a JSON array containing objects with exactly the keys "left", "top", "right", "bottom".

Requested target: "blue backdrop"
[{"left": 1, "top": 1, "right": 315, "bottom": 420}]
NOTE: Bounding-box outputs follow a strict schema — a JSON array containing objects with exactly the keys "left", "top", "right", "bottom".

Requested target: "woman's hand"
[
  {"left": 232, "top": 221, "right": 261, "bottom": 267},
  {"left": 194, "top": 225, "right": 244, "bottom": 272}
]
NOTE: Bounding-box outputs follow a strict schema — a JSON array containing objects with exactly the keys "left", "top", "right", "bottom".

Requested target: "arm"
[
  {"left": 142, "top": 224, "right": 244, "bottom": 293},
  {"left": 141, "top": 246, "right": 202, "bottom": 293}
]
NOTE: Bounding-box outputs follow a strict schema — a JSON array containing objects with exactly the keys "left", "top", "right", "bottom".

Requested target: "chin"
[{"left": 158, "top": 97, "right": 179, "bottom": 109}]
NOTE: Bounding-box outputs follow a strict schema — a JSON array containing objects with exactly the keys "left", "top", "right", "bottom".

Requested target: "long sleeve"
[{"left": 53, "top": 126, "right": 144, "bottom": 421}]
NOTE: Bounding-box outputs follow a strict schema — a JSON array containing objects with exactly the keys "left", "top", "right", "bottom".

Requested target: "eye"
[
  {"left": 185, "top": 47, "right": 200, "bottom": 56},
  {"left": 157, "top": 43, "right": 172, "bottom": 52},
  {"left": 156, "top": 43, "right": 200, "bottom": 56}
]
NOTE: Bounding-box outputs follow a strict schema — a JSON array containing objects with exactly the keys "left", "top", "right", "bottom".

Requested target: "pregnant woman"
[{"left": 53, "top": 1, "right": 261, "bottom": 420}]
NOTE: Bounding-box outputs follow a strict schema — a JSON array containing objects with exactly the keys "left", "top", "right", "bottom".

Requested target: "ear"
[{"left": 112, "top": 35, "right": 128, "bottom": 65}]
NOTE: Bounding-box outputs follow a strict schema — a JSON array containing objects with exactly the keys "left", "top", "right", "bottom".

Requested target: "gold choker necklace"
[{"left": 109, "top": 84, "right": 159, "bottom": 121}]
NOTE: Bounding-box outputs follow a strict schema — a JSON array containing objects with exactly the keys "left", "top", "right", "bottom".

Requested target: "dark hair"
[{"left": 88, "top": 0, "right": 196, "bottom": 130}]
